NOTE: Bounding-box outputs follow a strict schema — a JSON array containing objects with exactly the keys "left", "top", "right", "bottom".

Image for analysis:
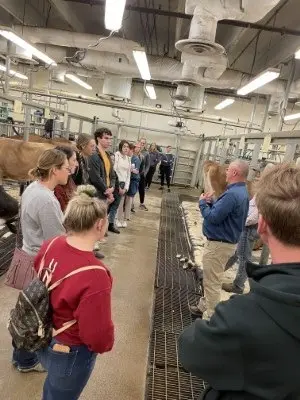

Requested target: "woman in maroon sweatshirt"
[{"left": 35, "top": 185, "right": 114, "bottom": 400}]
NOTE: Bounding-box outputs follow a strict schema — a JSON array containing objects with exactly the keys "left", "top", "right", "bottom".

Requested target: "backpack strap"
[
  {"left": 38, "top": 236, "right": 61, "bottom": 276},
  {"left": 48, "top": 266, "right": 107, "bottom": 292},
  {"left": 53, "top": 320, "right": 77, "bottom": 337}
]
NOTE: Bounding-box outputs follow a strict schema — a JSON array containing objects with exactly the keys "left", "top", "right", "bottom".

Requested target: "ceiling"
[{"left": 0, "top": 0, "right": 300, "bottom": 88}]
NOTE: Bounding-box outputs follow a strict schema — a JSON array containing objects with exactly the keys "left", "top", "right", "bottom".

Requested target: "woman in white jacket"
[{"left": 114, "top": 140, "right": 132, "bottom": 228}]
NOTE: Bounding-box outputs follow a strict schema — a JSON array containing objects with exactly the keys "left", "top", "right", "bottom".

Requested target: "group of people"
[
  {"left": 179, "top": 160, "right": 300, "bottom": 399},
  {"left": 8, "top": 127, "right": 175, "bottom": 399}
]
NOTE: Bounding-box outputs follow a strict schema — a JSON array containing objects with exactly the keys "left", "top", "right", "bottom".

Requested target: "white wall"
[{"left": 8, "top": 70, "right": 297, "bottom": 149}]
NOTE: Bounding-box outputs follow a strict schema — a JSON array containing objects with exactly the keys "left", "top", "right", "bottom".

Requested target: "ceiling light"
[
  {"left": 0, "top": 65, "right": 28, "bottom": 80},
  {"left": 237, "top": 68, "right": 280, "bottom": 96},
  {"left": 295, "top": 49, "right": 300, "bottom": 59},
  {"left": 133, "top": 50, "right": 151, "bottom": 81},
  {"left": 144, "top": 83, "right": 156, "bottom": 100},
  {"left": 0, "top": 29, "right": 57, "bottom": 66},
  {"left": 105, "top": 0, "right": 126, "bottom": 31},
  {"left": 65, "top": 73, "right": 93, "bottom": 90},
  {"left": 284, "top": 113, "right": 300, "bottom": 121},
  {"left": 215, "top": 98, "right": 235, "bottom": 110}
]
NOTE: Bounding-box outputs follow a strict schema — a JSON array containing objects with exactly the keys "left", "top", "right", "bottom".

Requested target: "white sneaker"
[
  {"left": 122, "top": 221, "right": 127, "bottom": 228},
  {"left": 115, "top": 220, "right": 123, "bottom": 228}
]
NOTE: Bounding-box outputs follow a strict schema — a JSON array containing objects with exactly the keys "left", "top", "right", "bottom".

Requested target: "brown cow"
[
  {"left": 0, "top": 138, "right": 75, "bottom": 183},
  {"left": 9, "top": 133, "right": 73, "bottom": 146},
  {"left": 203, "top": 160, "right": 256, "bottom": 199}
]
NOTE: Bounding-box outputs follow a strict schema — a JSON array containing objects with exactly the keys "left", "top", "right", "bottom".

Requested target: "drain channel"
[{"left": 145, "top": 193, "right": 204, "bottom": 400}]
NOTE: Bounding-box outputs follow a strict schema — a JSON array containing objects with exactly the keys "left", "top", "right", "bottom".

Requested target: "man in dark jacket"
[
  {"left": 179, "top": 163, "right": 300, "bottom": 400},
  {"left": 159, "top": 145, "right": 175, "bottom": 192},
  {"left": 88, "top": 127, "right": 120, "bottom": 234}
]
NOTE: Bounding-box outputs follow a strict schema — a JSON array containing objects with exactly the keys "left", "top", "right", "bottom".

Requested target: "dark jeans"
[
  {"left": 12, "top": 343, "right": 39, "bottom": 369},
  {"left": 108, "top": 188, "right": 122, "bottom": 224},
  {"left": 145, "top": 165, "right": 156, "bottom": 188},
  {"left": 38, "top": 339, "right": 97, "bottom": 400},
  {"left": 139, "top": 173, "right": 146, "bottom": 204},
  {"left": 226, "top": 225, "right": 259, "bottom": 290},
  {"left": 161, "top": 165, "right": 171, "bottom": 187}
]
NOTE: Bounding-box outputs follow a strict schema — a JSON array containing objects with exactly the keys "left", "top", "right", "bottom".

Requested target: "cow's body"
[
  {"left": 11, "top": 134, "right": 72, "bottom": 146},
  {"left": 0, "top": 138, "right": 76, "bottom": 182},
  {"left": 203, "top": 160, "right": 255, "bottom": 199},
  {"left": 0, "top": 138, "right": 54, "bottom": 182}
]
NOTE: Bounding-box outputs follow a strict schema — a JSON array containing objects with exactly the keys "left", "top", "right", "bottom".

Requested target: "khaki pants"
[{"left": 198, "top": 240, "right": 236, "bottom": 320}]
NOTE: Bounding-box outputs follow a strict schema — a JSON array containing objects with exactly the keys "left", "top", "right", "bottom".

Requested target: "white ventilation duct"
[
  {"left": 13, "top": 26, "right": 143, "bottom": 61},
  {"left": 176, "top": 86, "right": 206, "bottom": 113},
  {"left": 175, "top": 0, "right": 282, "bottom": 95},
  {"left": 268, "top": 94, "right": 285, "bottom": 116},
  {"left": 102, "top": 75, "right": 132, "bottom": 101},
  {"left": 29, "top": 44, "right": 300, "bottom": 98}
]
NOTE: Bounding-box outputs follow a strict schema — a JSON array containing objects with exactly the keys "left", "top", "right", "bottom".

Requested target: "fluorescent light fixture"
[
  {"left": 105, "top": 0, "right": 126, "bottom": 31},
  {"left": 0, "top": 64, "right": 28, "bottom": 80},
  {"left": 133, "top": 50, "right": 151, "bottom": 81},
  {"left": 284, "top": 113, "right": 300, "bottom": 121},
  {"left": 295, "top": 49, "right": 300, "bottom": 59},
  {"left": 65, "top": 73, "right": 93, "bottom": 90},
  {"left": 145, "top": 83, "right": 156, "bottom": 100},
  {"left": 237, "top": 68, "right": 280, "bottom": 96},
  {"left": 215, "top": 98, "right": 235, "bottom": 110},
  {"left": 0, "top": 30, "right": 57, "bottom": 66}
]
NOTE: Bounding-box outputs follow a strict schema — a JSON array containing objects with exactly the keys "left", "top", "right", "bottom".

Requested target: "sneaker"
[
  {"left": 189, "top": 305, "right": 203, "bottom": 318},
  {"left": 115, "top": 220, "right": 123, "bottom": 228},
  {"left": 17, "top": 363, "right": 46, "bottom": 373},
  {"left": 108, "top": 223, "right": 120, "bottom": 234},
  {"left": 139, "top": 204, "right": 148, "bottom": 211},
  {"left": 159, "top": 186, "right": 163, "bottom": 190},
  {"left": 131, "top": 208, "right": 135, "bottom": 213},
  {"left": 121, "top": 221, "right": 127, "bottom": 228},
  {"left": 167, "top": 188, "right": 171, "bottom": 193},
  {"left": 222, "top": 282, "right": 243, "bottom": 294}
]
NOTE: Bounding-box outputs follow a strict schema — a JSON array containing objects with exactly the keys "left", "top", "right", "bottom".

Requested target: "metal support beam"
[
  {"left": 283, "top": 143, "right": 297, "bottom": 162},
  {"left": 78, "top": 119, "right": 83, "bottom": 134},
  {"left": 260, "top": 96, "right": 271, "bottom": 132},
  {"left": 0, "top": 0, "right": 46, "bottom": 25},
  {"left": 4, "top": 41, "right": 11, "bottom": 94},
  {"left": 247, "top": 95, "right": 259, "bottom": 134},
  {"left": 23, "top": 72, "right": 33, "bottom": 142},
  {"left": 278, "top": 59, "right": 296, "bottom": 132},
  {"left": 48, "top": 0, "right": 85, "bottom": 32},
  {"left": 191, "top": 140, "right": 204, "bottom": 187},
  {"left": 63, "top": 0, "right": 300, "bottom": 37}
]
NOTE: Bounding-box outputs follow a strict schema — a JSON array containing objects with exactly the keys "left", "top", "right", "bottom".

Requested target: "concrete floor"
[{"left": 0, "top": 190, "right": 162, "bottom": 400}]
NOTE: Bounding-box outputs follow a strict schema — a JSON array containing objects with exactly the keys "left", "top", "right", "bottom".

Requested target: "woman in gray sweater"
[{"left": 12, "top": 148, "right": 70, "bottom": 372}]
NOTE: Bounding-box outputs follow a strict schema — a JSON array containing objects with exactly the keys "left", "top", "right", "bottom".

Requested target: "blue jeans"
[
  {"left": 108, "top": 188, "right": 122, "bottom": 224},
  {"left": 12, "top": 343, "right": 39, "bottom": 369},
  {"left": 226, "top": 225, "right": 259, "bottom": 290},
  {"left": 38, "top": 339, "right": 97, "bottom": 400}
]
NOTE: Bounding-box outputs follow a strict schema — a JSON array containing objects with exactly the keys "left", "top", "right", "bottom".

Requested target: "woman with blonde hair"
[
  {"left": 11, "top": 148, "right": 70, "bottom": 372},
  {"left": 36, "top": 185, "right": 114, "bottom": 400},
  {"left": 73, "top": 133, "right": 95, "bottom": 186}
]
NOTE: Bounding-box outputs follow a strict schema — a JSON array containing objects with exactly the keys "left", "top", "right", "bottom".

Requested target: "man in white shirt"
[{"left": 222, "top": 196, "right": 259, "bottom": 294}]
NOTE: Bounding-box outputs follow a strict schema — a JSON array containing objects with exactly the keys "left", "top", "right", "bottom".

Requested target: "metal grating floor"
[
  {"left": 145, "top": 193, "right": 205, "bottom": 400},
  {"left": 0, "top": 227, "right": 15, "bottom": 276}
]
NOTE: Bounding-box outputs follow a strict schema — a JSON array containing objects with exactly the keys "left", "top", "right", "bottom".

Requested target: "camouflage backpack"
[{"left": 8, "top": 236, "right": 106, "bottom": 352}]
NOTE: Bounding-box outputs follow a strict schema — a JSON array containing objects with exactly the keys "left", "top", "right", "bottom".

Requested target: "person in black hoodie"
[
  {"left": 179, "top": 163, "right": 300, "bottom": 400},
  {"left": 159, "top": 145, "right": 175, "bottom": 192}
]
